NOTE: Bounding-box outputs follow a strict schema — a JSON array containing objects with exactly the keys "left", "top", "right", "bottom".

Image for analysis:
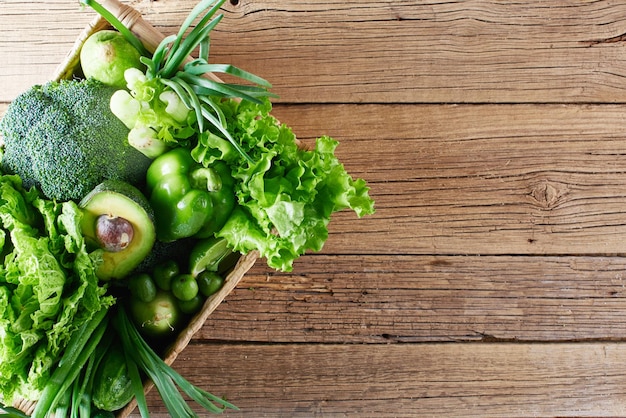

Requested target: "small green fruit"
[
  {"left": 153, "top": 260, "right": 180, "bottom": 291},
  {"left": 178, "top": 295, "right": 204, "bottom": 315},
  {"left": 188, "top": 237, "right": 231, "bottom": 277},
  {"left": 80, "top": 30, "right": 143, "bottom": 88},
  {"left": 197, "top": 271, "right": 224, "bottom": 297},
  {"left": 128, "top": 273, "right": 157, "bottom": 303},
  {"left": 130, "top": 290, "right": 183, "bottom": 338},
  {"left": 171, "top": 274, "right": 199, "bottom": 302}
]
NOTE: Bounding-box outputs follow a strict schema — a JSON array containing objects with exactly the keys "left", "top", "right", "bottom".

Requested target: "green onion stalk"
[{"left": 113, "top": 307, "right": 238, "bottom": 417}]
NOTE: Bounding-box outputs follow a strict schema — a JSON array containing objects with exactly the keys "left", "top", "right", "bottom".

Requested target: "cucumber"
[{"left": 91, "top": 344, "right": 134, "bottom": 412}]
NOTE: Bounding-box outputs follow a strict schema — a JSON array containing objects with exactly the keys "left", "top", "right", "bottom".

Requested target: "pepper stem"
[{"left": 190, "top": 167, "right": 222, "bottom": 192}]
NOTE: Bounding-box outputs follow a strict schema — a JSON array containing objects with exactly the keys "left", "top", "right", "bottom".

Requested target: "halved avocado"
[{"left": 80, "top": 180, "right": 156, "bottom": 280}]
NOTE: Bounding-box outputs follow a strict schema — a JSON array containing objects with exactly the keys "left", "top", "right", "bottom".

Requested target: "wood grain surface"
[
  {"left": 142, "top": 342, "right": 626, "bottom": 417},
  {"left": 5, "top": 1, "right": 626, "bottom": 103},
  {"left": 3, "top": 0, "right": 626, "bottom": 416}
]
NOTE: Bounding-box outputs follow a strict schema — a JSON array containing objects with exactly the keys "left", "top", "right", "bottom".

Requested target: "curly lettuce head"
[{"left": 199, "top": 99, "right": 375, "bottom": 272}]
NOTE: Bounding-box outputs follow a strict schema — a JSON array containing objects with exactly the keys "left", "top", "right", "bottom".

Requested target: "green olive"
[
  {"left": 127, "top": 273, "right": 157, "bottom": 303},
  {"left": 178, "top": 295, "right": 204, "bottom": 315}
]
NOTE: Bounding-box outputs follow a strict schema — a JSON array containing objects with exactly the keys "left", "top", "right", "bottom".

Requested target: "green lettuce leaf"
[
  {"left": 210, "top": 99, "right": 375, "bottom": 271},
  {"left": 0, "top": 175, "right": 114, "bottom": 404}
]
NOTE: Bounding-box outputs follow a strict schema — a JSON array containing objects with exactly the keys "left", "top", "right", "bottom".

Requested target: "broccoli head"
[{"left": 0, "top": 78, "right": 152, "bottom": 201}]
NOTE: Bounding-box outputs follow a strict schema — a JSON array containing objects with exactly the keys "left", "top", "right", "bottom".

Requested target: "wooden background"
[{"left": 3, "top": 0, "right": 626, "bottom": 416}]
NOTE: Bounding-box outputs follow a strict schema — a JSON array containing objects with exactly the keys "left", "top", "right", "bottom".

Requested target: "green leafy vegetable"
[
  {"left": 0, "top": 174, "right": 114, "bottom": 405},
  {"left": 208, "top": 99, "right": 375, "bottom": 271}
]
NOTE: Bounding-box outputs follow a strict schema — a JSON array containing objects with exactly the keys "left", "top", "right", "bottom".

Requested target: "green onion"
[
  {"left": 52, "top": 390, "right": 71, "bottom": 418},
  {"left": 199, "top": 95, "right": 227, "bottom": 129},
  {"left": 125, "top": 349, "right": 150, "bottom": 418},
  {"left": 162, "top": 0, "right": 226, "bottom": 70},
  {"left": 199, "top": 37, "right": 210, "bottom": 62},
  {"left": 176, "top": 71, "right": 270, "bottom": 104},
  {"left": 184, "top": 63, "right": 273, "bottom": 88},
  {"left": 200, "top": 103, "right": 253, "bottom": 164},
  {"left": 83, "top": 0, "right": 277, "bottom": 163},
  {"left": 174, "top": 76, "right": 207, "bottom": 133},
  {"left": 31, "top": 307, "right": 109, "bottom": 418},
  {"left": 0, "top": 404, "right": 30, "bottom": 418},
  {"left": 70, "top": 329, "right": 112, "bottom": 418},
  {"left": 160, "top": 8, "right": 224, "bottom": 78},
  {"left": 114, "top": 307, "right": 238, "bottom": 416}
]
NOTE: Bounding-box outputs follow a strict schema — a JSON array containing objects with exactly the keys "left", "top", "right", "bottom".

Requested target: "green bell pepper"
[{"left": 146, "top": 147, "right": 235, "bottom": 242}]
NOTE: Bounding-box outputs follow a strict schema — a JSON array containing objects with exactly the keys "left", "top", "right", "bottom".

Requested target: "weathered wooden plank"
[
  {"left": 134, "top": 342, "right": 626, "bottom": 417},
  {"left": 5, "top": 1, "right": 626, "bottom": 103},
  {"left": 7, "top": 2, "right": 626, "bottom": 418},
  {"left": 198, "top": 255, "right": 626, "bottom": 343},
  {"left": 144, "top": 0, "right": 626, "bottom": 104},
  {"left": 271, "top": 103, "right": 626, "bottom": 255}
]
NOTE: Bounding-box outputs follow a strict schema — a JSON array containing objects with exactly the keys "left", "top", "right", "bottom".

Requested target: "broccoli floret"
[{"left": 0, "top": 78, "right": 152, "bottom": 201}]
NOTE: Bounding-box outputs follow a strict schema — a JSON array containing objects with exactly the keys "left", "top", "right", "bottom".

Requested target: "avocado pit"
[{"left": 96, "top": 214, "right": 135, "bottom": 252}]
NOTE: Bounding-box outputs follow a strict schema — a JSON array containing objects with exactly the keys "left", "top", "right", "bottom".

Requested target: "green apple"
[{"left": 80, "top": 30, "right": 143, "bottom": 88}]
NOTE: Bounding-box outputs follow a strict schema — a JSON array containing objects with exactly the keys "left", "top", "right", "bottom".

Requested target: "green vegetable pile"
[{"left": 0, "top": 0, "right": 375, "bottom": 416}]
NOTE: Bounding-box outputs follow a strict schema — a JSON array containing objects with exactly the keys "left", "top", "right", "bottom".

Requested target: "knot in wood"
[{"left": 529, "top": 181, "right": 562, "bottom": 209}]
